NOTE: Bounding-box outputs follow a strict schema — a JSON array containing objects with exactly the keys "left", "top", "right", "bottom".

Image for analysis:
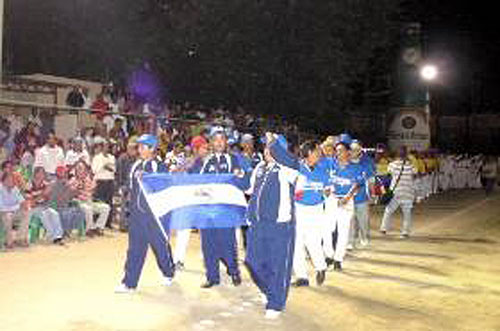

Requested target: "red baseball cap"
[
  {"left": 191, "top": 136, "right": 208, "bottom": 150},
  {"left": 56, "top": 166, "right": 66, "bottom": 176}
]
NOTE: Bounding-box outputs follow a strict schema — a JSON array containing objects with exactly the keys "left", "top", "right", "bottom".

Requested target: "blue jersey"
[
  {"left": 295, "top": 163, "right": 330, "bottom": 206},
  {"left": 352, "top": 153, "right": 375, "bottom": 204},
  {"left": 329, "top": 161, "right": 364, "bottom": 197},
  {"left": 269, "top": 142, "right": 329, "bottom": 206},
  {"left": 316, "top": 156, "right": 337, "bottom": 176}
]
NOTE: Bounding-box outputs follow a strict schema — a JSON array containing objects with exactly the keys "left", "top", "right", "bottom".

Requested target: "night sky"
[
  {"left": 3, "top": 1, "right": 499, "bottom": 116},
  {"left": 412, "top": 1, "right": 500, "bottom": 115}
]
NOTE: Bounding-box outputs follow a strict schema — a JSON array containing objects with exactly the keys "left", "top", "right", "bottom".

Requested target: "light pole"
[
  {"left": 420, "top": 64, "right": 438, "bottom": 116},
  {"left": 420, "top": 64, "right": 438, "bottom": 146}
]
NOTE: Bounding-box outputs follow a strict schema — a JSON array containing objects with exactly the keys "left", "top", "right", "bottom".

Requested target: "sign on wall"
[{"left": 387, "top": 107, "right": 430, "bottom": 151}]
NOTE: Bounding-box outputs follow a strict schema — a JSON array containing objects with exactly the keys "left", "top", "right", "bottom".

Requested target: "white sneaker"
[
  {"left": 163, "top": 277, "right": 174, "bottom": 286},
  {"left": 359, "top": 239, "right": 370, "bottom": 248},
  {"left": 346, "top": 243, "right": 354, "bottom": 251},
  {"left": 265, "top": 309, "right": 282, "bottom": 319},
  {"left": 114, "top": 283, "right": 135, "bottom": 294}
]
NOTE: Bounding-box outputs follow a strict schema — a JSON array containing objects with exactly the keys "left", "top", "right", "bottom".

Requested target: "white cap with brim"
[
  {"left": 241, "top": 133, "right": 254, "bottom": 144},
  {"left": 136, "top": 134, "right": 158, "bottom": 148},
  {"left": 93, "top": 136, "right": 106, "bottom": 145},
  {"left": 209, "top": 125, "right": 226, "bottom": 138}
]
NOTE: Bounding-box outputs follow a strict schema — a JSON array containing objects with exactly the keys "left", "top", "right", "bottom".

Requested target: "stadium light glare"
[{"left": 420, "top": 64, "right": 438, "bottom": 81}]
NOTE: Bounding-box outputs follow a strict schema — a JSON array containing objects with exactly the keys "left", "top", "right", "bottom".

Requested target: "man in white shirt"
[
  {"left": 65, "top": 137, "right": 91, "bottom": 168},
  {"left": 91, "top": 137, "right": 116, "bottom": 228},
  {"left": 34, "top": 132, "right": 65, "bottom": 179}
]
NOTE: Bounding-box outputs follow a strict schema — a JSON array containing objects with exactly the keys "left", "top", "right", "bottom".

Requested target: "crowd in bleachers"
[{"left": 0, "top": 94, "right": 307, "bottom": 249}]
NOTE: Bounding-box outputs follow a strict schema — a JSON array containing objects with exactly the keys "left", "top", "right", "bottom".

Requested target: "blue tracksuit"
[
  {"left": 122, "top": 158, "right": 175, "bottom": 288},
  {"left": 189, "top": 153, "right": 248, "bottom": 283},
  {"left": 246, "top": 142, "right": 298, "bottom": 311}
]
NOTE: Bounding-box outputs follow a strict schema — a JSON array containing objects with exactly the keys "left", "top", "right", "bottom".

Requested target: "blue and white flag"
[{"left": 140, "top": 173, "right": 248, "bottom": 231}]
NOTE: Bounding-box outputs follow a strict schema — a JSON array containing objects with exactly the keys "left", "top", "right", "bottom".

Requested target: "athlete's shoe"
[
  {"left": 231, "top": 274, "right": 242, "bottom": 286},
  {"left": 163, "top": 277, "right": 174, "bottom": 286},
  {"left": 201, "top": 280, "right": 220, "bottom": 289},
  {"left": 114, "top": 283, "right": 135, "bottom": 294},
  {"left": 292, "top": 278, "right": 309, "bottom": 287},
  {"left": 174, "top": 261, "right": 185, "bottom": 271},
  {"left": 265, "top": 309, "right": 282, "bottom": 319},
  {"left": 359, "top": 239, "right": 370, "bottom": 248},
  {"left": 316, "top": 270, "right": 326, "bottom": 286}
]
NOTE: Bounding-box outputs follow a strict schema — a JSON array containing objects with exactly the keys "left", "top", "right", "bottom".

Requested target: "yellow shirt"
[
  {"left": 376, "top": 157, "right": 390, "bottom": 175},
  {"left": 416, "top": 158, "right": 426, "bottom": 174},
  {"left": 408, "top": 154, "right": 418, "bottom": 170},
  {"left": 426, "top": 157, "right": 438, "bottom": 172}
]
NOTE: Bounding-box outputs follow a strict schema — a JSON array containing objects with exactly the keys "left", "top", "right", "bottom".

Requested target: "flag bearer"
[
  {"left": 188, "top": 127, "right": 247, "bottom": 288},
  {"left": 115, "top": 134, "right": 175, "bottom": 293}
]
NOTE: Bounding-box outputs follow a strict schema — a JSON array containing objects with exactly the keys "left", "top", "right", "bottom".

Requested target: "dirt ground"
[{"left": 1, "top": 189, "right": 500, "bottom": 331}]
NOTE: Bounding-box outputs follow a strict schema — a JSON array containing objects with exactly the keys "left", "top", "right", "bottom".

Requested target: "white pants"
[
  {"left": 415, "top": 177, "right": 424, "bottom": 200},
  {"left": 174, "top": 229, "right": 191, "bottom": 263},
  {"left": 79, "top": 201, "right": 110, "bottom": 231},
  {"left": 293, "top": 204, "right": 327, "bottom": 279},
  {"left": 430, "top": 172, "right": 439, "bottom": 194},
  {"left": 349, "top": 202, "right": 370, "bottom": 246},
  {"left": 325, "top": 196, "right": 354, "bottom": 262},
  {"left": 30, "top": 207, "right": 63, "bottom": 241},
  {"left": 322, "top": 199, "right": 337, "bottom": 259},
  {"left": 438, "top": 172, "right": 450, "bottom": 191},
  {"left": 380, "top": 197, "right": 413, "bottom": 235},
  {"left": 423, "top": 174, "right": 431, "bottom": 197},
  {"left": 456, "top": 169, "right": 467, "bottom": 189}
]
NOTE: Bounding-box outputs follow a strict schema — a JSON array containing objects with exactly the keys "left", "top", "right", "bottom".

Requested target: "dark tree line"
[{"left": 4, "top": 0, "right": 403, "bottom": 132}]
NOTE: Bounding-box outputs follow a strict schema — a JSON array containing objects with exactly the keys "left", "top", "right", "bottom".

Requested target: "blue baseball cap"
[
  {"left": 262, "top": 134, "right": 288, "bottom": 150},
  {"left": 136, "top": 134, "right": 158, "bottom": 148},
  {"left": 276, "top": 135, "right": 288, "bottom": 150},
  {"left": 339, "top": 133, "right": 353, "bottom": 145}
]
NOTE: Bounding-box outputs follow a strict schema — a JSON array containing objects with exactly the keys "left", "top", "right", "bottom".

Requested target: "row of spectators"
[{"left": 0, "top": 98, "right": 308, "bottom": 249}]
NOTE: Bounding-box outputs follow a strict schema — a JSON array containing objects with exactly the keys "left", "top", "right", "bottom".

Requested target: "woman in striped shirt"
[{"left": 379, "top": 146, "right": 417, "bottom": 238}]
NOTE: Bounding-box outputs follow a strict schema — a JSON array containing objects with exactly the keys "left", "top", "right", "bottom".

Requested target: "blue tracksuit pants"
[
  {"left": 245, "top": 221, "right": 295, "bottom": 311},
  {"left": 122, "top": 205, "right": 175, "bottom": 288},
  {"left": 200, "top": 228, "right": 239, "bottom": 283}
]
